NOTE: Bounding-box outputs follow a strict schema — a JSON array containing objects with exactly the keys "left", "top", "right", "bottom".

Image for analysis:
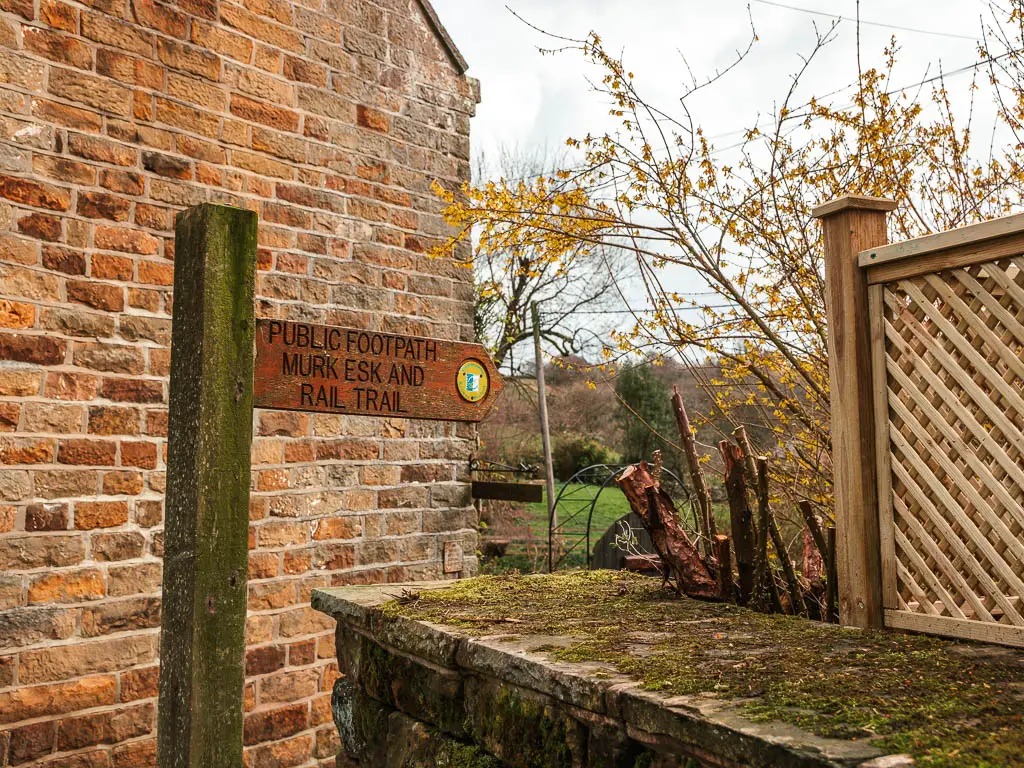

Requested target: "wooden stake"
[
  {"left": 157, "top": 205, "right": 257, "bottom": 768},
  {"left": 713, "top": 534, "right": 733, "bottom": 602},
  {"left": 533, "top": 302, "right": 558, "bottom": 573},
  {"left": 718, "top": 440, "right": 754, "bottom": 604},
  {"left": 826, "top": 525, "right": 839, "bottom": 624},
  {"left": 671, "top": 387, "right": 715, "bottom": 549},
  {"left": 813, "top": 195, "right": 895, "bottom": 629},
  {"left": 768, "top": 507, "right": 808, "bottom": 616}
]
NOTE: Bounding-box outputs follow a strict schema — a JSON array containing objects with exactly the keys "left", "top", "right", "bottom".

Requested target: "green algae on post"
[{"left": 382, "top": 571, "right": 1024, "bottom": 768}]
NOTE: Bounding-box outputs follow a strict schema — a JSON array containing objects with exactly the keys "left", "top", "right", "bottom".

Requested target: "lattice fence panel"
[{"left": 880, "top": 256, "right": 1024, "bottom": 635}]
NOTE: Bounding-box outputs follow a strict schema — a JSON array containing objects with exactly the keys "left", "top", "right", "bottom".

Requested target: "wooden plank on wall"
[{"left": 472, "top": 480, "right": 544, "bottom": 503}]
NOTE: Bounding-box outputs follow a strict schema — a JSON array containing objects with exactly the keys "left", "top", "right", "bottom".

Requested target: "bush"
[{"left": 552, "top": 434, "right": 620, "bottom": 480}]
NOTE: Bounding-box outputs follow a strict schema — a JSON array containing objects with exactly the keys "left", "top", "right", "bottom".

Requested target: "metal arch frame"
[{"left": 546, "top": 463, "right": 694, "bottom": 572}]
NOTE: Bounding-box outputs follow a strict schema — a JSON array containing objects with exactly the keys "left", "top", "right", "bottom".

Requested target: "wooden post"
[
  {"left": 812, "top": 195, "right": 896, "bottom": 629},
  {"left": 158, "top": 204, "right": 257, "bottom": 768},
  {"left": 533, "top": 303, "right": 558, "bottom": 572},
  {"left": 671, "top": 387, "right": 715, "bottom": 552}
]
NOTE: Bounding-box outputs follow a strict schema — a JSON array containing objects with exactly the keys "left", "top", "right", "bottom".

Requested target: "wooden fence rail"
[{"left": 817, "top": 198, "right": 1024, "bottom": 647}]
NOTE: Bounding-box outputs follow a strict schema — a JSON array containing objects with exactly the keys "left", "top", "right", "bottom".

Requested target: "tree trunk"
[
  {"left": 718, "top": 440, "right": 755, "bottom": 605},
  {"left": 617, "top": 463, "right": 720, "bottom": 600}
]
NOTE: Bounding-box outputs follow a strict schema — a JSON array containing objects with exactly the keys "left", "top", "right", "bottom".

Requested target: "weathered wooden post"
[
  {"left": 158, "top": 204, "right": 257, "bottom": 768},
  {"left": 811, "top": 195, "right": 895, "bottom": 630}
]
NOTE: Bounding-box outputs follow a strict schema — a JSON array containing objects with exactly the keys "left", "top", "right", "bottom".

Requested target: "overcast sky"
[
  {"left": 429, "top": 0, "right": 997, "bottom": 358},
  {"left": 433, "top": 0, "right": 991, "bottom": 167}
]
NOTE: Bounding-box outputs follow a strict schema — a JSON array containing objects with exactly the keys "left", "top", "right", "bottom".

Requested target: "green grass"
[{"left": 481, "top": 482, "right": 731, "bottom": 573}]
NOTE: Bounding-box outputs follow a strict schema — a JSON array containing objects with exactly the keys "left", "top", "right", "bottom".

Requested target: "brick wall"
[{"left": 0, "top": 0, "right": 479, "bottom": 764}]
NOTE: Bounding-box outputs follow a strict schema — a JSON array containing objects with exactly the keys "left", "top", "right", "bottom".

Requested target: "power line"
[
  {"left": 751, "top": 0, "right": 979, "bottom": 41},
  {"left": 572, "top": 304, "right": 740, "bottom": 315}
]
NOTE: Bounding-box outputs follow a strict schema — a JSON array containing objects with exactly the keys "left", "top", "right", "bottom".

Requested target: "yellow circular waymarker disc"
[{"left": 456, "top": 360, "right": 489, "bottom": 403}]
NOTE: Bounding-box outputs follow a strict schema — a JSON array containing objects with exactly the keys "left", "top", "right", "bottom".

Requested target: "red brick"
[
  {"left": 0, "top": 437, "right": 53, "bottom": 465},
  {"left": 0, "top": 675, "right": 116, "bottom": 725},
  {"left": 120, "top": 665, "right": 159, "bottom": 702},
  {"left": 81, "top": 596, "right": 159, "bottom": 635},
  {"left": 0, "top": 298, "right": 34, "bottom": 329},
  {"left": 78, "top": 191, "right": 132, "bottom": 222},
  {"left": 23, "top": 26, "right": 93, "bottom": 69},
  {"left": 112, "top": 738, "right": 157, "bottom": 767},
  {"left": 243, "top": 702, "right": 307, "bottom": 746},
  {"left": 220, "top": 2, "right": 303, "bottom": 52},
  {"left": 40, "top": 0, "right": 79, "bottom": 31},
  {"left": 0, "top": 332, "right": 65, "bottom": 365},
  {"left": 137, "top": 260, "right": 174, "bottom": 285},
  {"left": 68, "top": 133, "right": 136, "bottom": 166},
  {"left": 28, "top": 568, "right": 105, "bottom": 604},
  {"left": 32, "top": 98, "right": 103, "bottom": 132},
  {"left": 357, "top": 105, "right": 389, "bottom": 133},
  {"left": 191, "top": 19, "right": 252, "bottom": 62},
  {"left": 102, "top": 470, "right": 143, "bottom": 495},
  {"left": 88, "top": 406, "right": 140, "bottom": 435},
  {"left": 59, "top": 439, "right": 117, "bottom": 466},
  {"left": 100, "top": 169, "right": 145, "bottom": 196},
  {"left": 92, "top": 253, "right": 134, "bottom": 281},
  {"left": 49, "top": 66, "right": 132, "bottom": 117},
  {"left": 248, "top": 733, "right": 312, "bottom": 768},
  {"left": 76, "top": 500, "right": 129, "bottom": 529},
  {"left": 68, "top": 281, "right": 125, "bottom": 312},
  {"left": 107, "top": 561, "right": 161, "bottom": 596},
  {"left": 94, "top": 226, "right": 160, "bottom": 255},
  {"left": 120, "top": 441, "right": 158, "bottom": 469},
  {"left": 131, "top": 0, "right": 187, "bottom": 37},
  {"left": 42, "top": 245, "right": 86, "bottom": 275},
  {"left": 17, "top": 212, "right": 63, "bottom": 241},
  {"left": 0, "top": 0, "right": 32, "bottom": 16},
  {"left": 134, "top": 204, "right": 171, "bottom": 232},
  {"left": 0, "top": 174, "right": 71, "bottom": 210},
  {"left": 8, "top": 720, "right": 55, "bottom": 764},
  {"left": 142, "top": 150, "right": 192, "bottom": 180},
  {"left": 25, "top": 503, "right": 69, "bottom": 531},
  {"left": 156, "top": 38, "right": 220, "bottom": 79},
  {"left": 34, "top": 155, "right": 96, "bottom": 187},
  {"left": 57, "top": 702, "right": 154, "bottom": 751},
  {"left": 46, "top": 371, "right": 100, "bottom": 401},
  {"left": 245, "top": 643, "right": 286, "bottom": 676},
  {"left": 100, "top": 378, "right": 163, "bottom": 403},
  {"left": 230, "top": 93, "right": 300, "bottom": 132},
  {"left": 0, "top": 403, "right": 19, "bottom": 432},
  {"left": 81, "top": 10, "right": 152, "bottom": 55}
]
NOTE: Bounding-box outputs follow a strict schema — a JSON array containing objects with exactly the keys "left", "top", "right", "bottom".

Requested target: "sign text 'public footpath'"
[{"left": 254, "top": 319, "right": 504, "bottom": 422}]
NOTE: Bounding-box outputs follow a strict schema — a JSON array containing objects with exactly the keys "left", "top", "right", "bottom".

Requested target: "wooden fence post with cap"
[
  {"left": 157, "top": 203, "right": 257, "bottom": 768},
  {"left": 811, "top": 195, "right": 896, "bottom": 630}
]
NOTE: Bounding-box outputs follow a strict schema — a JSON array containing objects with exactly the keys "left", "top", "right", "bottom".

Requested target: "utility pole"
[{"left": 532, "top": 302, "right": 557, "bottom": 572}]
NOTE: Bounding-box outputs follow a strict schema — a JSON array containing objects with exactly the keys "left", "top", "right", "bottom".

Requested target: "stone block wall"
[{"left": 0, "top": 0, "right": 479, "bottom": 764}]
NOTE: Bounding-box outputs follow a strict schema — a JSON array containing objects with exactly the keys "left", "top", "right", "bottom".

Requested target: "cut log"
[
  {"left": 799, "top": 500, "right": 828, "bottom": 562},
  {"left": 617, "top": 463, "right": 720, "bottom": 600},
  {"left": 801, "top": 527, "right": 823, "bottom": 583},
  {"left": 718, "top": 440, "right": 755, "bottom": 605}
]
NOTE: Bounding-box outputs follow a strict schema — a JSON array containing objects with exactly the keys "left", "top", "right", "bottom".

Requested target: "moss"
[
  {"left": 434, "top": 740, "right": 504, "bottom": 767},
  {"left": 384, "top": 571, "right": 1024, "bottom": 768},
  {"left": 466, "top": 683, "right": 575, "bottom": 768}
]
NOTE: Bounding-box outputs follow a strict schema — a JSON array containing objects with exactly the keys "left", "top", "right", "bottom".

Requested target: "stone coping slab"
[{"left": 313, "top": 580, "right": 926, "bottom": 768}]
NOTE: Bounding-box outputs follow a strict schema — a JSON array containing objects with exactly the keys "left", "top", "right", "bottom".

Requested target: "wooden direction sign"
[{"left": 254, "top": 319, "right": 504, "bottom": 422}]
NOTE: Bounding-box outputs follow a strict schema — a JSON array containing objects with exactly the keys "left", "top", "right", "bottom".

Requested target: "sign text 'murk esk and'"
[{"left": 253, "top": 319, "right": 501, "bottom": 422}]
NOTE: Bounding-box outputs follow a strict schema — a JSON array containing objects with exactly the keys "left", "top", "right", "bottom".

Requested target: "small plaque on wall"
[{"left": 443, "top": 542, "right": 463, "bottom": 573}]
